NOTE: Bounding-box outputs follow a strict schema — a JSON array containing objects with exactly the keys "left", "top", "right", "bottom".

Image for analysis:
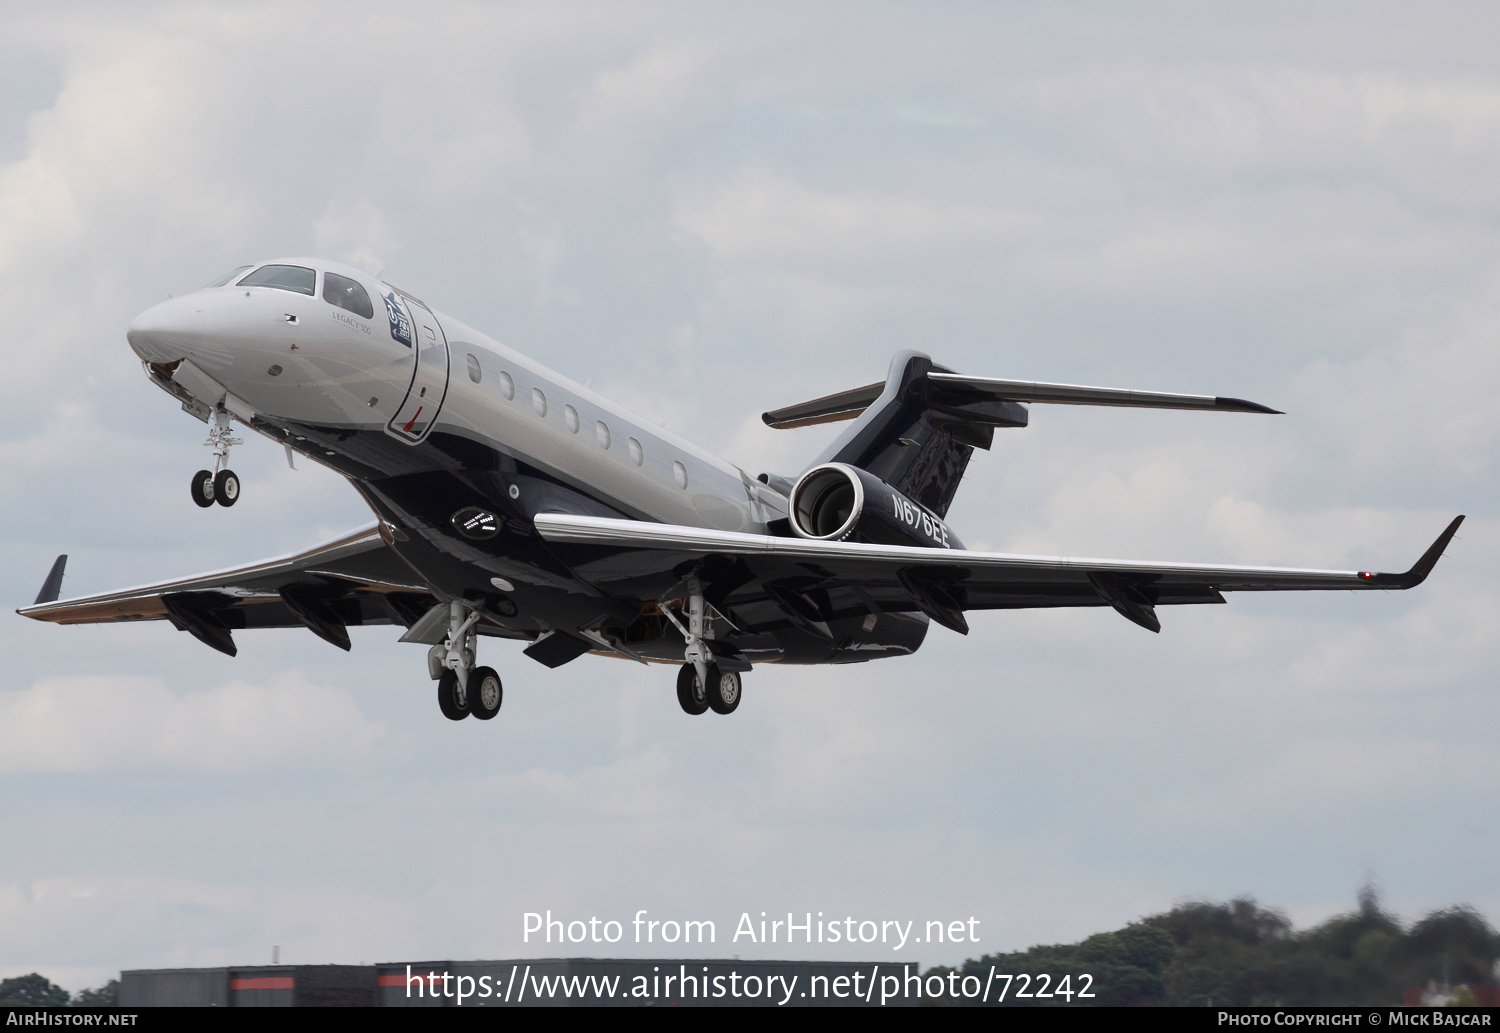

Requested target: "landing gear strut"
[
  {"left": 190, "top": 404, "right": 242, "bottom": 508},
  {"left": 662, "top": 577, "right": 744, "bottom": 716},
  {"left": 429, "top": 600, "right": 502, "bottom": 722}
]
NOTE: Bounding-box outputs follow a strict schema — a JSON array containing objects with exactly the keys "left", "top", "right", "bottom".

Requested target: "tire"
[
  {"left": 705, "top": 666, "right": 742, "bottom": 715},
  {"left": 214, "top": 469, "right": 240, "bottom": 507},
  {"left": 437, "top": 669, "right": 468, "bottom": 721},
  {"left": 190, "top": 469, "right": 215, "bottom": 508},
  {"left": 676, "top": 663, "right": 708, "bottom": 715},
  {"left": 468, "top": 666, "right": 502, "bottom": 720}
]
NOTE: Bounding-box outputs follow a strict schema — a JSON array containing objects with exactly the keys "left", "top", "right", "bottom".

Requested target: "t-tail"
[{"left": 761, "top": 350, "right": 1282, "bottom": 543}]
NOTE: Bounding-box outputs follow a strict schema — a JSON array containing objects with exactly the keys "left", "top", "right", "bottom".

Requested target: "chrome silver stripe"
[{"left": 532, "top": 512, "right": 1364, "bottom": 585}]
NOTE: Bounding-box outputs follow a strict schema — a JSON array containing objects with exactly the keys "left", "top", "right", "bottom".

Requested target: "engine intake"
[{"left": 788, "top": 463, "right": 963, "bottom": 550}]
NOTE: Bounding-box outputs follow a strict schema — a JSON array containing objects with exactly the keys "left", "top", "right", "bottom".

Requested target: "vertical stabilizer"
[{"left": 809, "top": 352, "right": 1023, "bottom": 518}]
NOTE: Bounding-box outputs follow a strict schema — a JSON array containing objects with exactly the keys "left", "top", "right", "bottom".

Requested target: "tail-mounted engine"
[{"left": 788, "top": 463, "right": 964, "bottom": 550}]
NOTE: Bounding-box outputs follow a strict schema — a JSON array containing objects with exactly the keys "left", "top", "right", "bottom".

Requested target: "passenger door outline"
[{"left": 384, "top": 293, "right": 450, "bottom": 445}]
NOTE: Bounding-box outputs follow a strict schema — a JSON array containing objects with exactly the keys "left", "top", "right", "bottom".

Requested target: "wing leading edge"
[{"left": 534, "top": 513, "right": 1464, "bottom": 635}]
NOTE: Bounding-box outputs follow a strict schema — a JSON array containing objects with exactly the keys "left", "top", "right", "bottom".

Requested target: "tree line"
[{"left": 926, "top": 887, "right": 1498, "bottom": 1006}]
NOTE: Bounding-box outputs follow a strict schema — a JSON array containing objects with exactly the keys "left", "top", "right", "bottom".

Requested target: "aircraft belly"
[{"left": 356, "top": 470, "right": 639, "bottom": 637}]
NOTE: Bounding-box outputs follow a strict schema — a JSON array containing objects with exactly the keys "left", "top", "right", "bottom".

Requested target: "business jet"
[{"left": 18, "top": 259, "right": 1463, "bottom": 721}]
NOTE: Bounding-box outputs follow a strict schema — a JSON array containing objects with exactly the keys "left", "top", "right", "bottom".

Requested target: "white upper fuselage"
[{"left": 126, "top": 258, "right": 785, "bottom": 532}]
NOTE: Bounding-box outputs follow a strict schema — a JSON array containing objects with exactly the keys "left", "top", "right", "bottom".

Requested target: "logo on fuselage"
[
  {"left": 332, "top": 308, "right": 370, "bottom": 334},
  {"left": 383, "top": 291, "right": 413, "bottom": 348},
  {"left": 452, "top": 507, "right": 500, "bottom": 539}
]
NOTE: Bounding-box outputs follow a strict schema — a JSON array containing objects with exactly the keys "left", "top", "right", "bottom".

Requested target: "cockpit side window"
[
  {"left": 322, "top": 272, "right": 375, "bottom": 319},
  {"left": 238, "top": 264, "right": 316, "bottom": 296},
  {"left": 201, "top": 265, "right": 252, "bottom": 288}
]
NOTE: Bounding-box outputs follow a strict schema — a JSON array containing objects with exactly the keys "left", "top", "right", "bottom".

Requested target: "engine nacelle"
[{"left": 788, "top": 463, "right": 963, "bottom": 550}]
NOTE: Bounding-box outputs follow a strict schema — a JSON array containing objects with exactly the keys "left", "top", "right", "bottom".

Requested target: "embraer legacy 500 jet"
[{"left": 19, "top": 259, "right": 1463, "bottom": 721}]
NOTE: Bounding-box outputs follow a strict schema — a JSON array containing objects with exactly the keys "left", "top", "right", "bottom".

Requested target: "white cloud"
[
  {"left": 1160, "top": 738, "right": 1500, "bottom": 824},
  {"left": 0, "top": 672, "right": 382, "bottom": 773}
]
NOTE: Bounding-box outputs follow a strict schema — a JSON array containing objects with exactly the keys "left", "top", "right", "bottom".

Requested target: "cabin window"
[
  {"left": 497, "top": 371, "right": 514, "bottom": 400},
  {"left": 596, "top": 420, "right": 610, "bottom": 449},
  {"left": 628, "top": 437, "right": 643, "bottom": 466},
  {"left": 202, "top": 265, "right": 252, "bottom": 288},
  {"left": 238, "top": 264, "right": 316, "bottom": 296},
  {"left": 673, "top": 461, "right": 688, "bottom": 489},
  {"left": 466, "top": 353, "right": 481, "bottom": 383},
  {"left": 532, "top": 388, "right": 547, "bottom": 417},
  {"left": 564, "top": 404, "right": 579, "bottom": 433},
  {"left": 322, "top": 272, "right": 375, "bottom": 319}
]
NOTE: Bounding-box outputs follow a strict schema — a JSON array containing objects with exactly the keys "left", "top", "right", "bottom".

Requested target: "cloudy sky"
[{"left": 1, "top": 1, "right": 1496, "bottom": 991}]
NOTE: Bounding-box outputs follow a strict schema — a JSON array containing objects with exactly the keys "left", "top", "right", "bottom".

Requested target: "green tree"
[
  {"left": 71, "top": 980, "right": 120, "bottom": 1007},
  {"left": 0, "top": 973, "right": 70, "bottom": 1006},
  {"left": 941, "top": 887, "right": 1497, "bottom": 1007},
  {"left": 1116, "top": 924, "right": 1177, "bottom": 973},
  {"left": 1396, "top": 906, "right": 1497, "bottom": 987}
]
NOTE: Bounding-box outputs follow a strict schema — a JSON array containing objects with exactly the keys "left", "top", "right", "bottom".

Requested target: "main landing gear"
[
  {"left": 438, "top": 666, "right": 502, "bottom": 721},
  {"left": 190, "top": 404, "right": 242, "bottom": 508},
  {"left": 662, "top": 576, "right": 745, "bottom": 717},
  {"left": 676, "top": 662, "right": 740, "bottom": 715},
  {"left": 430, "top": 600, "right": 503, "bottom": 722}
]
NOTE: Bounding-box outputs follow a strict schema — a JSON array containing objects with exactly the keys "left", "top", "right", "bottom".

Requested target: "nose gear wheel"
[{"left": 213, "top": 469, "right": 240, "bottom": 507}]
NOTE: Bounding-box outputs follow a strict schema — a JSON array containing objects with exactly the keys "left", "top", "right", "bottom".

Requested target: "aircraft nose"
[{"left": 127, "top": 299, "right": 205, "bottom": 363}]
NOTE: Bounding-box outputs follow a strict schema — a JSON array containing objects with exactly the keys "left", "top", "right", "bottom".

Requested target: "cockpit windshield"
[
  {"left": 322, "top": 272, "right": 374, "bottom": 319},
  {"left": 201, "top": 265, "right": 253, "bottom": 289},
  {"left": 238, "top": 264, "right": 316, "bottom": 296}
]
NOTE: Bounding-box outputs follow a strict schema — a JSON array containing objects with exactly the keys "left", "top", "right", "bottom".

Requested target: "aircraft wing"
[
  {"left": 16, "top": 523, "right": 436, "bottom": 655},
  {"left": 535, "top": 513, "right": 1464, "bottom": 635}
]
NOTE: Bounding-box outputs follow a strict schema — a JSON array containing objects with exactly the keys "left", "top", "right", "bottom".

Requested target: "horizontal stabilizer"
[
  {"left": 926, "top": 373, "right": 1283, "bottom": 414},
  {"left": 763, "top": 381, "right": 884, "bottom": 429},
  {"left": 762, "top": 369, "right": 1281, "bottom": 430}
]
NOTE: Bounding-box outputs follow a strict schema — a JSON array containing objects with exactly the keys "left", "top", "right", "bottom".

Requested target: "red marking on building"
[
  {"left": 231, "top": 977, "right": 294, "bottom": 990},
  {"left": 378, "top": 973, "right": 444, "bottom": 987}
]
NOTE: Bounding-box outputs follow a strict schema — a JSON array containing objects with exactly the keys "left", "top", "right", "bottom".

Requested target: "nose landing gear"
[{"left": 189, "top": 404, "right": 242, "bottom": 508}]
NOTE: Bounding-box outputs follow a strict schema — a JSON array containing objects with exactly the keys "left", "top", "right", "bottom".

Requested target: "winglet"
[
  {"left": 34, "top": 555, "right": 67, "bottom": 605},
  {"left": 1369, "top": 516, "right": 1465, "bottom": 589}
]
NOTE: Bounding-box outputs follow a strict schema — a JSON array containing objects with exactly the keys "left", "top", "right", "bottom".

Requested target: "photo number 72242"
[{"left": 988, "top": 971, "right": 1095, "bottom": 1003}]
